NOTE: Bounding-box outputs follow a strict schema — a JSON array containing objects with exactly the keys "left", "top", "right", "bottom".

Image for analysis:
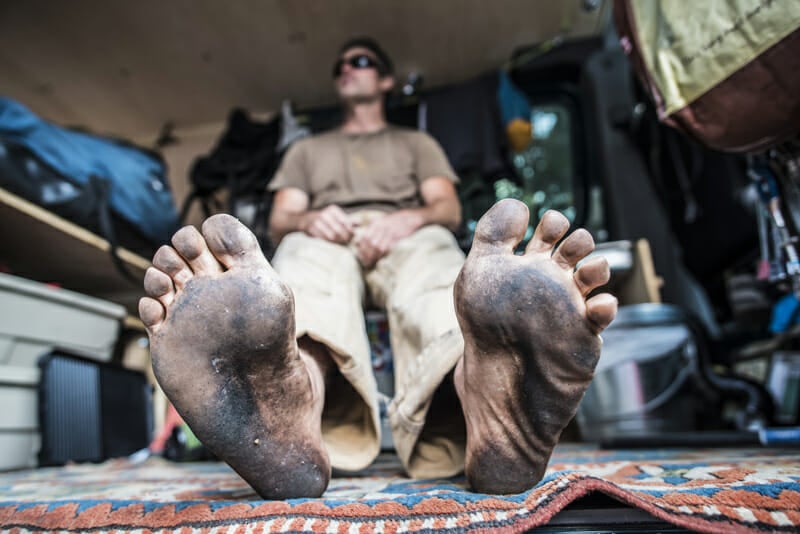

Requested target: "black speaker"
[{"left": 38, "top": 351, "right": 153, "bottom": 466}]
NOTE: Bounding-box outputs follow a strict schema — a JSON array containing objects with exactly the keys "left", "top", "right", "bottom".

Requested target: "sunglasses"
[{"left": 332, "top": 54, "right": 384, "bottom": 78}]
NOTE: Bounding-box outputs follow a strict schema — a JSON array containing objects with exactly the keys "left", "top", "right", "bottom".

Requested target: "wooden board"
[
  {"left": 616, "top": 238, "right": 663, "bottom": 305},
  {"left": 0, "top": 187, "right": 150, "bottom": 314}
]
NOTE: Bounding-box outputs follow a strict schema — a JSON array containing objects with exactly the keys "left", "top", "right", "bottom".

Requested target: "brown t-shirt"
[{"left": 268, "top": 126, "right": 458, "bottom": 213}]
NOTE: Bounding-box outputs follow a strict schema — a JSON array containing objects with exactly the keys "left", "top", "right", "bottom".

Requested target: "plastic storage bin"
[
  {"left": 0, "top": 365, "right": 39, "bottom": 470},
  {"left": 0, "top": 273, "right": 126, "bottom": 365}
]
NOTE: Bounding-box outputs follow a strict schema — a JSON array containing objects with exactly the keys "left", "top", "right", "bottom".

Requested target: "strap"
[
  {"left": 179, "top": 190, "right": 200, "bottom": 223},
  {"left": 91, "top": 176, "right": 140, "bottom": 285}
]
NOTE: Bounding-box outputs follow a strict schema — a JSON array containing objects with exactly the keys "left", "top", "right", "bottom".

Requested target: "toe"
[
  {"left": 144, "top": 267, "right": 175, "bottom": 308},
  {"left": 139, "top": 296, "right": 166, "bottom": 334},
  {"left": 552, "top": 229, "right": 595, "bottom": 270},
  {"left": 152, "top": 245, "right": 194, "bottom": 290},
  {"left": 574, "top": 257, "right": 611, "bottom": 296},
  {"left": 172, "top": 226, "right": 223, "bottom": 276},
  {"left": 201, "top": 214, "right": 269, "bottom": 270},
  {"left": 472, "top": 199, "right": 529, "bottom": 253},
  {"left": 524, "top": 210, "right": 570, "bottom": 255},
  {"left": 586, "top": 293, "right": 618, "bottom": 334}
]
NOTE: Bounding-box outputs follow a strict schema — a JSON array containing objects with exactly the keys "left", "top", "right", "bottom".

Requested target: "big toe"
[
  {"left": 201, "top": 214, "right": 270, "bottom": 270},
  {"left": 472, "top": 199, "right": 530, "bottom": 253}
]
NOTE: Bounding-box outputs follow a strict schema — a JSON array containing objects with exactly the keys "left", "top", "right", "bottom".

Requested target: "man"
[{"left": 138, "top": 37, "right": 617, "bottom": 500}]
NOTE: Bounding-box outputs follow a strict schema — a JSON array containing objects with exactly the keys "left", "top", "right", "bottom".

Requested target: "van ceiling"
[{"left": 0, "top": 1, "right": 607, "bottom": 140}]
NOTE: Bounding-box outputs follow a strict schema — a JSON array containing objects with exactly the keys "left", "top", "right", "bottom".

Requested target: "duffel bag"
[
  {"left": 0, "top": 98, "right": 180, "bottom": 267},
  {"left": 614, "top": 0, "right": 800, "bottom": 153}
]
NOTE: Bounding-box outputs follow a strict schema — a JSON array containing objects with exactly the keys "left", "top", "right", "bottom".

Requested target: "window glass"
[
  {"left": 494, "top": 103, "right": 576, "bottom": 243},
  {"left": 459, "top": 97, "right": 607, "bottom": 250}
]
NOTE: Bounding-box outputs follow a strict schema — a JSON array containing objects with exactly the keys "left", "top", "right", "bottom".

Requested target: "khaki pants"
[{"left": 271, "top": 218, "right": 467, "bottom": 478}]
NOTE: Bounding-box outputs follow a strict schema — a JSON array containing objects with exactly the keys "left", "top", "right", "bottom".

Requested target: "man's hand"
[
  {"left": 355, "top": 210, "right": 424, "bottom": 268},
  {"left": 302, "top": 205, "right": 355, "bottom": 244}
]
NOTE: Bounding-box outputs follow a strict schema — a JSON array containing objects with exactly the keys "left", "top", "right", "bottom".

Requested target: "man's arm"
[
  {"left": 268, "top": 187, "right": 355, "bottom": 245},
  {"left": 414, "top": 175, "right": 463, "bottom": 231},
  {"left": 354, "top": 176, "right": 461, "bottom": 267}
]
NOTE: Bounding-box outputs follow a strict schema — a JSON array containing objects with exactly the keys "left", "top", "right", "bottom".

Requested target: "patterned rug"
[{"left": 0, "top": 446, "right": 798, "bottom": 533}]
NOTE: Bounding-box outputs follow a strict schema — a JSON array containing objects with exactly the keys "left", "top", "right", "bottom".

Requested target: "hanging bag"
[{"left": 614, "top": 0, "right": 800, "bottom": 153}]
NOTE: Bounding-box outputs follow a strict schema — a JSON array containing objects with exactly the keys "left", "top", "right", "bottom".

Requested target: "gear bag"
[
  {"left": 0, "top": 98, "right": 180, "bottom": 277},
  {"left": 182, "top": 108, "right": 285, "bottom": 248},
  {"left": 614, "top": 0, "right": 800, "bottom": 153}
]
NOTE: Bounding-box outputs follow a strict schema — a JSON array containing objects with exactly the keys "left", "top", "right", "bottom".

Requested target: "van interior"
[{"left": 1, "top": 1, "right": 799, "bottom": 532}]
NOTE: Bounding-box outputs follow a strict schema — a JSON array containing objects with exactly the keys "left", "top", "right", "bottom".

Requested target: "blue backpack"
[{"left": 0, "top": 98, "right": 180, "bottom": 275}]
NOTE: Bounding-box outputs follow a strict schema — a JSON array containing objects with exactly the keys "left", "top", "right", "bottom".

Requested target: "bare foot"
[
  {"left": 454, "top": 199, "right": 617, "bottom": 494},
  {"left": 138, "top": 214, "right": 330, "bottom": 499}
]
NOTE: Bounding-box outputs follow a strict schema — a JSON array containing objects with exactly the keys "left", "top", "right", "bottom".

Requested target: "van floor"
[{"left": 0, "top": 445, "right": 798, "bottom": 533}]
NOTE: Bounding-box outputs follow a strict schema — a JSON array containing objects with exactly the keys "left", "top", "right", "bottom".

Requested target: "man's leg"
[
  {"left": 454, "top": 199, "right": 617, "bottom": 494},
  {"left": 139, "top": 215, "right": 330, "bottom": 499},
  {"left": 271, "top": 232, "right": 382, "bottom": 473},
  {"left": 366, "top": 224, "right": 468, "bottom": 479}
]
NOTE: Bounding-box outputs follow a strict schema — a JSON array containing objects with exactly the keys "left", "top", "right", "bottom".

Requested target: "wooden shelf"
[{"left": 0, "top": 187, "right": 150, "bottom": 314}]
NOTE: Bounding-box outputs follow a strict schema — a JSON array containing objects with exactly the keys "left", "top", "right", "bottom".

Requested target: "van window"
[{"left": 494, "top": 100, "right": 581, "bottom": 244}]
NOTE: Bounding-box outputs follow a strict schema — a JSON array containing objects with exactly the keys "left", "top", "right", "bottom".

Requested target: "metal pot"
[{"left": 576, "top": 303, "right": 699, "bottom": 441}]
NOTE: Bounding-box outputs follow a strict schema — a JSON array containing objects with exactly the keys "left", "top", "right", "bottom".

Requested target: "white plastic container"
[
  {"left": 0, "top": 365, "right": 40, "bottom": 470},
  {"left": 0, "top": 273, "right": 126, "bottom": 366}
]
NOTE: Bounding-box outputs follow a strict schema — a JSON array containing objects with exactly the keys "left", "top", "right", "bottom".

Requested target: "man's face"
[{"left": 333, "top": 46, "right": 394, "bottom": 104}]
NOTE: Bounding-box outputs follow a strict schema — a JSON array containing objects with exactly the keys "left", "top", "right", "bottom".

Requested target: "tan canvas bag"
[{"left": 615, "top": 0, "right": 800, "bottom": 152}]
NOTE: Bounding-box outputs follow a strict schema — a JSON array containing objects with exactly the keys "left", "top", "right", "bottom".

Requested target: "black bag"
[
  {"left": 0, "top": 139, "right": 107, "bottom": 232},
  {"left": 183, "top": 109, "right": 283, "bottom": 248}
]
